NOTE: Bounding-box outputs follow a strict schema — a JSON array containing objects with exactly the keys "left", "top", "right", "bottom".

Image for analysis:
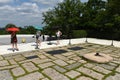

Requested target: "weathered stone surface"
[
  {"left": 3, "top": 54, "right": 22, "bottom": 60},
  {"left": 0, "top": 70, "right": 13, "bottom": 80},
  {"left": 21, "top": 62, "right": 39, "bottom": 72},
  {"left": 44, "top": 54, "right": 57, "bottom": 60},
  {"left": 65, "top": 62, "right": 81, "bottom": 70},
  {"left": 54, "top": 55, "right": 69, "bottom": 61},
  {"left": 93, "top": 66, "right": 111, "bottom": 74},
  {"left": 1, "top": 43, "right": 120, "bottom": 80},
  {"left": 77, "top": 67, "right": 104, "bottom": 80},
  {"left": 76, "top": 76, "right": 93, "bottom": 80},
  {"left": 105, "top": 73, "right": 120, "bottom": 80},
  {"left": 38, "top": 54, "right": 47, "bottom": 59},
  {"left": 32, "top": 58, "right": 51, "bottom": 64},
  {"left": 38, "top": 62, "right": 54, "bottom": 69},
  {"left": 62, "top": 52, "right": 75, "bottom": 56},
  {"left": 65, "top": 70, "right": 81, "bottom": 78},
  {"left": 17, "top": 72, "right": 44, "bottom": 80},
  {"left": 78, "top": 59, "right": 87, "bottom": 63},
  {"left": 11, "top": 67, "right": 25, "bottom": 77},
  {"left": 84, "top": 63, "right": 95, "bottom": 68},
  {"left": 42, "top": 78, "right": 50, "bottom": 80},
  {"left": 66, "top": 60, "right": 76, "bottom": 64},
  {"left": 53, "top": 66, "right": 67, "bottom": 73},
  {"left": 112, "top": 60, "right": 120, "bottom": 64},
  {"left": 71, "top": 56, "right": 82, "bottom": 61},
  {"left": 53, "top": 59, "right": 68, "bottom": 66},
  {"left": 0, "top": 60, "right": 9, "bottom": 66},
  {"left": 98, "top": 64, "right": 115, "bottom": 70},
  {"left": 42, "top": 68, "right": 69, "bottom": 80},
  {"left": 115, "top": 65, "right": 120, "bottom": 72},
  {"left": 0, "top": 65, "right": 19, "bottom": 70},
  {"left": 14, "top": 57, "right": 25, "bottom": 62},
  {"left": 0, "top": 56, "right": 3, "bottom": 60},
  {"left": 9, "top": 59, "right": 17, "bottom": 65}
]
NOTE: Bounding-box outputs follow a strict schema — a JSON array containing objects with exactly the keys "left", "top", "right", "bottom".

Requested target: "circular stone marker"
[{"left": 83, "top": 53, "right": 113, "bottom": 63}]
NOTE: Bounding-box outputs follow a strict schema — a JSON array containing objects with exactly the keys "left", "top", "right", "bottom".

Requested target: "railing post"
[
  {"left": 111, "top": 40, "right": 114, "bottom": 46},
  {"left": 85, "top": 37, "right": 88, "bottom": 43}
]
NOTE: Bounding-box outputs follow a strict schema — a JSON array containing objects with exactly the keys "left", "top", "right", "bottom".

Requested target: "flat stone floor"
[{"left": 0, "top": 43, "right": 120, "bottom": 80}]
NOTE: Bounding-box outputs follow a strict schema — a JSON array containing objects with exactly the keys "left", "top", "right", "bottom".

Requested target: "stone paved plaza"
[{"left": 0, "top": 43, "right": 120, "bottom": 80}]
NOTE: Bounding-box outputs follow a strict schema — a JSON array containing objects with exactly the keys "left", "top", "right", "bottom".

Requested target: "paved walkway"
[
  {"left": 0, "top": 38, "right": 120, "bottom": 80},
  {"left": 0, "top": 43, "right": 120, "bottom": 80}
]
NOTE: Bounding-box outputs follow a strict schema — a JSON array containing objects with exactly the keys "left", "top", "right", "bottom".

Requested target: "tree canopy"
[{"left": 42, "top": 0, "right": 120, "bottom": 40}]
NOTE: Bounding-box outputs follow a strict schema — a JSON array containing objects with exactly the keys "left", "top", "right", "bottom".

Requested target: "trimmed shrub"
[{"left": 72, "top": 30, "right": 87, "bottom": 38}]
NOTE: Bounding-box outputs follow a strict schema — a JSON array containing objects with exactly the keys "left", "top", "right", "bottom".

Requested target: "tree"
[
  {"left": 42, "top": 0, "right": 83, "bottom": 37},
  {"left": 5, "top": 23, "right": 16, "bottom": 28}
]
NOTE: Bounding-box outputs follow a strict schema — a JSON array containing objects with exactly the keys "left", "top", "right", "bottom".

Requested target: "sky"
[{"left": 0, "top": 0, "right": 88, "bottom": 28}]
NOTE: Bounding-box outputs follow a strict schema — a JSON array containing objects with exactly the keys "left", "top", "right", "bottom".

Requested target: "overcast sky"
[{"left": 0, "top": 0, "right": 88, "bottom": 27}]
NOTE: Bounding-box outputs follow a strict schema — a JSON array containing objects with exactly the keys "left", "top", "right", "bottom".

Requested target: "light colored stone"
[
  {"left": 93, "top": 66, "right": 111, "bottom": 74},
  {"left": 78, "top": 59, "right": 87, "bottom": 63},
  {"left": 11, "top": 67, "right": 25, "bottom": 77},
  {"left": 42, "top": 78, "right": 50, "bottom": 80},
  {"left": 38, "top": 62, "right": 54, "bottom": 69},
  {"left": 66, "top": 60, "right": 76, "bottom": 64},
  {"left": 17, "top": 72, "right": 44, "bottom": 80},
  {"left": 22, "top": 62, "right": 39, "bottom": 72},
  {"left": 112, "top": 60, "right": 120, "bottom": 64},
  {"left": 99, "top": 64, "right": 115, "bottom": 70},
  {"left": 65, "top": 62, "right": 81, "bottom": 70},
  {"left": 9, "top": 59, "right": 17, "bottom": 65},
  {"left": 71, "top": 56, "right": 81, "bottom": 61},
  {"left": 65, "top": 70, "right": 81, "bottom": 78},
  {"left": 62, "top": 52, "right": 75, "bottom": 56},
  {"left": 53, "top": 66, "right": 67, "bottom": 73},
  {"left": 38, "top": 54, "right": 47, "bottom": 59},
  {"left": 14, "top": 57, "right": 25, "bottom": 62},
  {"left": 0, "top": 60, "right": 9, "bottom": 67},
  {"left": 42, "top": 68, "right": 69, "bottom": 80},
  {"left": 83, "top": 53, "right": 113, "bottom": 63},
  {"left": 44, "top": 54, "right": 57, "bottom": 60},
  {"left": 84, "top": 63, "right": 95, "bottom": 68},
  {"left": 54, "top": 55, "right": 69, "bottom": 61},
  {"left": 105, "top": 73, "right": 120, "bottom": 80},
  {"left": 77, "top": 67, "right": 104, "bottom": 80},
  {"left": 32, "top": 58, "right": 51, "bottom": 64},
  {"left": 76, "top": 76, "right": 93, "bottom": 80},
  {"left": 53, "top": 59, "right": 68, "bottom": 66},
  {"left": 0, "top": 65, "right": 19, "bottom": 70},
  {"left": 0, "top": 70, "right": 13, "bottom": 80},
  {"left": 116, "top": 65, "right": 120, "bottom": 72},
  {"left": 0, "top": 56, "right": 3, "bottom": 60}
]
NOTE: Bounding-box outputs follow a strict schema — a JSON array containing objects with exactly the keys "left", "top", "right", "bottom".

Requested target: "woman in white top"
[{"left": 56, "top": 30, "right": 62, "bottom": 45}]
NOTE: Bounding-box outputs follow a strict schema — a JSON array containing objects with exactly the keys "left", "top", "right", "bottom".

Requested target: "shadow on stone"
[
  {"left": 47, "top": 42, "right": 57, "bottom": 45},
  {"left": 68, "top": 46, "right": 84, "bottom": 51},
  {"left": 46, "top": 49, "right": 68, "bottom": 55},
  {"left": 25, "top": 55, "right": 38, "bottom": 59}
]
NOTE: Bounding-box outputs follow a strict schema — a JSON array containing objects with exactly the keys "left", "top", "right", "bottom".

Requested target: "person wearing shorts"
[{"left": 11, "top": 32, "right": 19, "bottom": 52}]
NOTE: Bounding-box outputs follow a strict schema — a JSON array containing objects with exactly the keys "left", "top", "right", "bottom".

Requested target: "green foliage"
[
  {"left": 42, "top": 0, "right": 83, "bottom": 37},
  {"left": 5, "top": 23, "right": 16, "bottom": 28},
  {"left": 72, "top": 30, "right": 87, "bottom": 38}
]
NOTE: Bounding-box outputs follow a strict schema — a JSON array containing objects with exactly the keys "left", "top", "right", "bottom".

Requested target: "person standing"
[
  {"left": 35, "top": 31, "right": 41, "bottom": 49},
  {"left": 11, "top": 32, "right": 19, "bottom": 52},
  {"left": 56, "top": 30, "right": 62, "bottom": 45}
]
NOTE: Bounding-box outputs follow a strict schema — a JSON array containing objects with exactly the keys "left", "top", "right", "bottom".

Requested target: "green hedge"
[{"left": 72, "top": 30, "right": 87, "bottom": 38}]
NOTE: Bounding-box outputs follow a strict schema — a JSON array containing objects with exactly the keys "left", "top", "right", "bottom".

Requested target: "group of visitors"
[{"left": 10, "top": 30, "right": 62, "bottom": 52}]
